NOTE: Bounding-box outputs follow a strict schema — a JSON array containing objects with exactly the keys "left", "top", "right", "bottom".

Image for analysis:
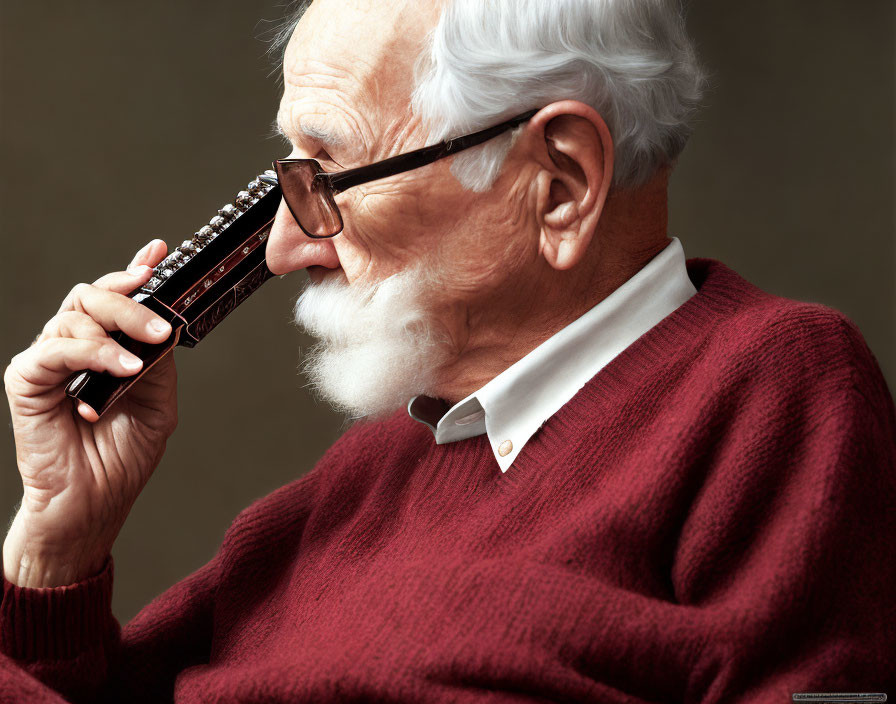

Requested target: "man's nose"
[{"left": 265, "top": 198, "right": 341, "bottom": 275}]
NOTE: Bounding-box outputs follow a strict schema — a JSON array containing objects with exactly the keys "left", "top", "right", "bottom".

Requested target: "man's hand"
[{"left": 3, "top": 240, "right": 178, "bottom": 588}]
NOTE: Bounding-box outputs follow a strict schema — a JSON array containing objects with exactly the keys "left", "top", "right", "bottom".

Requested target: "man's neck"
[{"left": 430, "top": 176, "right": 671, "bottom": 405}]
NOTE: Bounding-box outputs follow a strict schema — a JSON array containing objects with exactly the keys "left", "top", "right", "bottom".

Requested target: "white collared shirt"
[{"left": 407, "top": 237, "right": 697, "bottom": 472}]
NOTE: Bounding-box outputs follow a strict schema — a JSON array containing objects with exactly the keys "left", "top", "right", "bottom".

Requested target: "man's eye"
[{"left": 315, "top": 149, "right": 344, "bottom": 170}]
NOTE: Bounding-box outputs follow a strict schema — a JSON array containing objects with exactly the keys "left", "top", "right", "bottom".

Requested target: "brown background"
[{"left": 1, "top": 1, "right": 893, "bottom": 623}]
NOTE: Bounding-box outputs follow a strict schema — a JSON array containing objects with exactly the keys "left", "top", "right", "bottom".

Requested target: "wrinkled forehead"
[{"left": 279, "top": 0, "right": 443, "bottom": 150}]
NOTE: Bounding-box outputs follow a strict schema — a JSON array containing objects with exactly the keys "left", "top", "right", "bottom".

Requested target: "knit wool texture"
[{"left": 2, "top": 259, "right": 895, "bottom": 703}]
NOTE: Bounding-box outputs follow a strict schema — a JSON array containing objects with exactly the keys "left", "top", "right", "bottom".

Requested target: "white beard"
[{"left": 293, "top": 267, "right": 452, "bottom": 419}]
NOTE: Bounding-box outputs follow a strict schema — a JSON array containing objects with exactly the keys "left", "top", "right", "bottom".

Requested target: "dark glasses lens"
[{"left": 273, "top": 160, "right": 344, "bottom": 238}]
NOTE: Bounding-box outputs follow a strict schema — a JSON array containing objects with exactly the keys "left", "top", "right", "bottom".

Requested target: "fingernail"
[
  {"left": 78, "top": 401, "right": 98, "bottom": 422},
  {"left": 127, "top": 264, "right": 151, "bottom": 276},
  {"left": 148, "top": 318, "right": 171, "bottom": 335},
  {"left": 120, "top": 353, "right": 142, "bottom": 370}
]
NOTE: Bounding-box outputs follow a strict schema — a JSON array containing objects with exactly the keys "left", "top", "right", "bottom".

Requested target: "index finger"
[
  {"left": 58, "top": 284, "right": 172, "bottom": 342},
  {"left": 91, "top": 239, "right": 169, "bottom": 295},
  {"left": 127, "top": 239, "right": 168, "bottom": 270}
]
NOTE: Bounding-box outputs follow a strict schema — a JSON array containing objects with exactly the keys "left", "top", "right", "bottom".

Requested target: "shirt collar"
[{"left": 408, "top": 237, "right": 696, "bottom": 472}]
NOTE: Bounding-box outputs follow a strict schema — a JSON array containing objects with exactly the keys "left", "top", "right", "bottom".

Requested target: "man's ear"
[{"left": 527, "top": 101, "right": 614, "bottom": 271}]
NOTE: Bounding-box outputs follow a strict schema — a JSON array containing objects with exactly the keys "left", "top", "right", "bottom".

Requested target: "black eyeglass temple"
[{"left": 326, "top": 109, "right": 539, "bottom": 194}]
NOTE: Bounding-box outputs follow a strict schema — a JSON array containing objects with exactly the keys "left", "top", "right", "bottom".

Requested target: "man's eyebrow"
[{"left": 273, "top": 117, "right": 346, "bottom": 149}]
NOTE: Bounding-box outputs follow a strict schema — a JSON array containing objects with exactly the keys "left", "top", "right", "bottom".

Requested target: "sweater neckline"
[{"left": 503, "top": 258, "right": 766, "bottom": 474}]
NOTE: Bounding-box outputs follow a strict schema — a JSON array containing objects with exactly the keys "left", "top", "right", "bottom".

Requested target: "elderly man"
[{"left": 2, "top": 0, "right": 894, "bottom": 702}]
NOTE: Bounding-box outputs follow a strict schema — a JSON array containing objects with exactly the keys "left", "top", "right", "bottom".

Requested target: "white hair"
[
  {"left": 272, "top": 0, "right": 703, "bottom": 190},
  {"left": 294, "top": 267, "right": 452, "bottom": 419},
  {"left": 411, "top": 0, "right": 705, "bottom": 191}
]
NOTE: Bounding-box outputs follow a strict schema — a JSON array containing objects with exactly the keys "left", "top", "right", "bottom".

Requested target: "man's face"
[{"left": 266, "top": 0, "right": 542, "bottom": 414}]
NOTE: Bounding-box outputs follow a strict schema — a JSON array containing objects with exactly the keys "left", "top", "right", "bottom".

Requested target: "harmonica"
[{"left": 65, "top": 171, "right": 281, "bottom": 417}]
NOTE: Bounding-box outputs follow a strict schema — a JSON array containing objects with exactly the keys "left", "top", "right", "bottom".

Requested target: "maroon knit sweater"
[{"left": 2, "top": 259, "right": 895, "bottom": 703}]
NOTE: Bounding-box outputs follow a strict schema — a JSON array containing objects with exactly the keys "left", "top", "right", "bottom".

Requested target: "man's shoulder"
[
  {"left": 555, "top": 258, "right": 894, "bottom": 474},
  {"left": 683, "top": 258, "right": 890, "bottom": 405}
]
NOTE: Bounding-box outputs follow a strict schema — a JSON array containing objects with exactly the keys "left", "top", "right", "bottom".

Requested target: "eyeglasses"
[{"left": 273, "top": 109, "right": 538, "bottom": 238}]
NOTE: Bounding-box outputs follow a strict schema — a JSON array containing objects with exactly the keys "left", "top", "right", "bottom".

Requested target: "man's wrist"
[{"left": 3, "top": 510, "right": 109, "bottom": 588}]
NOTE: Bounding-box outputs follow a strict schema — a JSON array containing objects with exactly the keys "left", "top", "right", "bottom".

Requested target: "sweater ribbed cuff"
[{"left": 1, "top": 556, "right": 115, "bottom": 661}]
